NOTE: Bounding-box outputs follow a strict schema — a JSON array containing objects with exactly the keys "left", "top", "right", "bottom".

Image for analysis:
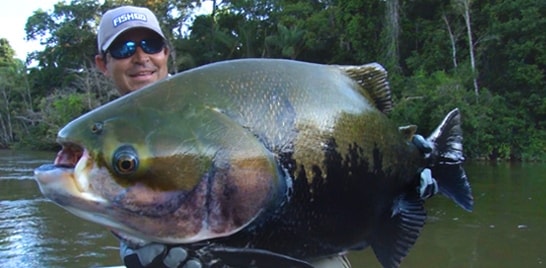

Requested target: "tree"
[
  {"left": 25, "top": 0, "right": 101, "bottom": 93},
  {"left": 0, "top": 39, "right": 34, "bottom": 148},
  {"left": 0, "top": 38, "right": 17, "bottom": 67},
  {"left": 383, "top": 0, "right": 401, "bottom": 72},
  {"left": 333, "top": 0, "right": 384, "bottom": 64},
  {"left": 453, "top": 0, "right": 479, "bottom": 98},
  {"left": 3, "top": 0, "right": 544, "bottom": 160}
]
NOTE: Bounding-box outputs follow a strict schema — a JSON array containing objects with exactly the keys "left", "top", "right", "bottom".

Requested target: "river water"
[{"left": 1, "top": 150, "right": 544, "bottom": 267}]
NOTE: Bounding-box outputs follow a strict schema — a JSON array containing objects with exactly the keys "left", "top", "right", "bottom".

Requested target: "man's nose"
[{"left": 132, "top": 47, "right": 150, "bottom": 63}]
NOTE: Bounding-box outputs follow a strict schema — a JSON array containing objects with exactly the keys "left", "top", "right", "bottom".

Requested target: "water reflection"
[
  {"left": 0, "top": 150, "right": 120, "bottom": 268},
  {"left": 1, "top": 150, "right": 545, "bottom": 267},
  {"left": 0, "top": 198, "right": 48, "bottom": 267},
  {"left": 347, "top": 162, "right": 546, "bottom": 267}
]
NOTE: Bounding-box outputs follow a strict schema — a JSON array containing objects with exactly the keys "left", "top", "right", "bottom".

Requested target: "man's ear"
[{"left": 95, "top": 54, "right": 108, "bottom": 75}]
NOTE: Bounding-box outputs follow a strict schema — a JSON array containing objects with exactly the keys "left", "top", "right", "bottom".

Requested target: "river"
[{"left": 1, "top": 150, "right": 544, "bottom": 267}]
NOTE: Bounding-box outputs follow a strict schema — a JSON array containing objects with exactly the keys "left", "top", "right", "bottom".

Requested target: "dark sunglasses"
[{"left": 107, "top": 38, "right": 165, "bottom": 59}]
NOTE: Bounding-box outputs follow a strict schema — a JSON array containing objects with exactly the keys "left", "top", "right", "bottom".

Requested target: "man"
[
  {"left": 95, "top": 5, "right": 355, "bottom": 268},
  {"left": 95, "top": 5, "right": 169, "bottom": 96}
]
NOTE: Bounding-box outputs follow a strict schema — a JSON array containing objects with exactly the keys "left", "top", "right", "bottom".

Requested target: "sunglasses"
[{"left": 107, "top": 38, "right": 165, "bottom": 59}]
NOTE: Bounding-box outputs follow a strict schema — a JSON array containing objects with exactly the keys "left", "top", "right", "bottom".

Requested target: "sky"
[
  {"left": 1, "top": 0, "right": 61, "bottom": 61},
  {"left": 1, "top": 1, "right": 213, "bottom": 62}
]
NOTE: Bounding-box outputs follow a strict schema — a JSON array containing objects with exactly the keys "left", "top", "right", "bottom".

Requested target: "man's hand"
[
  {"left": 121, "top": 241, "right": 352, "bottom": 268},
  {"left": 121, "top": 242, "right": 201, "bottom": 268}
]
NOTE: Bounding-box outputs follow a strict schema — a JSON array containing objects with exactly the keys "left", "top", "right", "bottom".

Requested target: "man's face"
[{"left": 95, "top": 28, "right": 169, "bottom": 95}]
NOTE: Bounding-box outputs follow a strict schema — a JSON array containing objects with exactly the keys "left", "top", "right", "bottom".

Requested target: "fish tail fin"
[{"left": 426, "top": 108, "right": 473, "bottom": 212}]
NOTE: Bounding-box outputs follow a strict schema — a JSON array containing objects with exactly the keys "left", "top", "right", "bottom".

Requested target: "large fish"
[{"left": 34, "top": 59, "right": 473, "bottom": 267}]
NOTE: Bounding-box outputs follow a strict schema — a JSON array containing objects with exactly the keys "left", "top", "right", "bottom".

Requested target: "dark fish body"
[{"left": 34, "top": 59, "right": 473, "bottom": 267}]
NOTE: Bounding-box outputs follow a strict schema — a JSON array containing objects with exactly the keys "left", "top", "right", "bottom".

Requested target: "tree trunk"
[
  {"left": 459, "top": 0, "right": 479, "bottom": 98},
  {"left": 384, "top": 0, "right": 400, "bottom": 72},
  {"left": 0, "top": 88, "right": 13, "bottom": 144},
  {"left": 443, "top": 14, "right": 458, "bottom": 68}
]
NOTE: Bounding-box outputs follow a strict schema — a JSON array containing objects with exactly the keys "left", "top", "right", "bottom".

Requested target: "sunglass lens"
[
  {"left": 109, "top": 41, "right": 136, "bottom": 59},
  {"left": 141, "top": 39, "right": 165, "bottom": 54}
]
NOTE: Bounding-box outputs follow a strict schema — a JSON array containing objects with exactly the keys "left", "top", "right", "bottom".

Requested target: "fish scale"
[{"left": 34, "top": 58, "right": 473, "bottom": 268}]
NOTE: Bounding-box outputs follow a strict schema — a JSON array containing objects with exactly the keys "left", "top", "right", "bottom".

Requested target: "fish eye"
[{"left": 113, "top": 145, "right": 139, "bottom": 175}]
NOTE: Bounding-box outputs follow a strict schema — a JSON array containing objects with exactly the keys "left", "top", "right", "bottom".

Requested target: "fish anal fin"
[
  {"left": 371, "top": 194, "right": 426, "bottom": 268},
  {"left": 337, "top": 63, "right": 393, "bottom": 114}
]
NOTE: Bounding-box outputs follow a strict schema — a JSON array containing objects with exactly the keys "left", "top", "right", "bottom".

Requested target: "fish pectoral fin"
[
  {"left": 371, "top": 194, "right": 426, "bottom": 268},
  {"left": 207, "top": 246, "right": 314, "bottom": 268}
]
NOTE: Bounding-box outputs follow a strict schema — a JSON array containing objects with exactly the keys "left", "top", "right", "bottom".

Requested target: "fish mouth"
[
  {"left": 54, "top": 143, "right": 83, "bottom": 168},
  {"left": 35, "top": 143, "right": 106, "bottom": 204},
  {"left": 35, "top": 143, "right": 133, "bottom": 236}
]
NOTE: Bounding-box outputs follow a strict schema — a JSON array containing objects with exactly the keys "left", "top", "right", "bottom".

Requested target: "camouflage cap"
[{"left": 97, "top": 5, "right": 165, "bottom": 52}]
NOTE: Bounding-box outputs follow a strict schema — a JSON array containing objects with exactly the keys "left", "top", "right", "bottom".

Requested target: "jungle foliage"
[{"left": 0, "top": 0, "right": 544, "bottom": 161}]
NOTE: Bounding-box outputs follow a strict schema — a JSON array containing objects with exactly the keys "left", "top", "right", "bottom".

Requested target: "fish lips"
[
  {"left": 34, "top": 163, "right": 80, "bottom": 203},
  {"left": 34, "top": 154, "right": 108, "bottom": 207}
]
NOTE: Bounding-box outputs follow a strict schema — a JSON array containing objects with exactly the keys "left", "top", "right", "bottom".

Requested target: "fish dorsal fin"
[{"left": 337, "top": 63, "right": 393, "bottom": 114}]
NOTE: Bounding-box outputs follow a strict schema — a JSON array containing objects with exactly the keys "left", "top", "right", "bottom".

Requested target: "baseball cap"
[{"left": 97, "top": 5, "right": 166, "bottom": 52}]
